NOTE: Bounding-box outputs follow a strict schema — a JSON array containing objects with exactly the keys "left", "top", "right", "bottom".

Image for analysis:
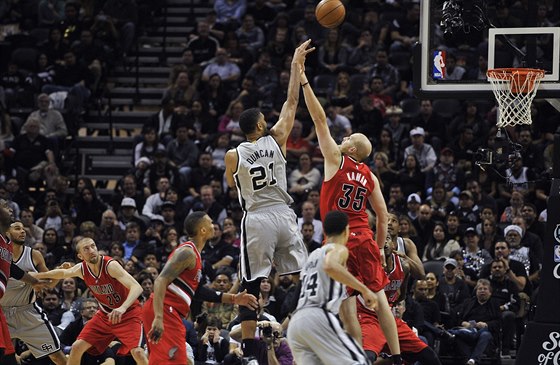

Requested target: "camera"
[
  {"left": 262, "top": 326, "right": 273, "bottom": 338},
  {"left": 475, "top": 148, "right": 493, "bottom": 165}
]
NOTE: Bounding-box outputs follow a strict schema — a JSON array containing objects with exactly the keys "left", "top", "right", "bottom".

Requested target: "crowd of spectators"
[{"left": 0, "top": 0, "right": 560, "bottom": 363}]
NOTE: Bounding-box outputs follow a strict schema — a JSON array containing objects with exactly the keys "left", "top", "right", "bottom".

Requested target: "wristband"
[{"left": 302, "top": 82, "right": 309, "bottom": 87}]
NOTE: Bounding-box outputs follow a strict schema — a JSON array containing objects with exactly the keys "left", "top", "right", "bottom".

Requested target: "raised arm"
[
  {"left": 106, "top": 260, "right": 143, "bottom": 322},
  {"left": 300, "top": 66, "right": 341, "bottom": 179},
  {"left": 34, "top": 263, "right": 83, "bottom": 280},
  {"left": 401, "top": 238, "right": 425, "bottom": 279},
  {"left": 148, "top": 246, "right": 198, "bottom": 343},
  {"left": 270, "top": 39, "right": 314, "bottom": 150}
]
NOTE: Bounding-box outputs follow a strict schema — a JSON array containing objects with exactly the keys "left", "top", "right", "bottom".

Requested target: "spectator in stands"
[
  {"left": 448, "top": 101, "right": 489, "bottom": 144},
  {"left": 38, "top": 0, "right": 65, "bottom": 26},
  {"left": 426, "top": 182, "right": 454, "bottom": 221},
  {"left": 398, "top": 154, "right": 426, "bottom": 199},
  {"left": 196, "top": 315, "right": 230, "bottom": 364},
  {"left": 413, "top": 279, "right": 453, "bottom": 347},
  {"left": 72, "top": 29, "right": 105, "bottom": 89},
  {"left": 288, "top": 153, "right": 321, "bottom": 201},
  {"left": 403, "top": 127, "right": 437, "bottom": 173},
  {"left": 439, "top": 258, "right": 470, "bottom": 327},
  {"left": 500, "top": 157, "right": 535, "bottom": 198},
  {"left": 265, "top": 23, "right": 292, "bottom": 70},
  {"left": 42, "top": 50, "right": 93, "bottom": 113},
  {"left": 301, "top": 221, "right": 321, "bottom": 254},
  {"left": 27, "top": 93, "right": 67, "bottom": 142},
  {"left": 285, "top": 119, "right": 311, "bottom": 165},
  {"left": 142, "top": 176, "right": 170, "bottom": 219},
  {"left": 214, "top": 0, "right": 246, "bottom": 29},
  {"left": 122, "top": 221, "right": 151, "bottom": 264},
  {"left": 297, "top": 201, "right": 323, "bottom": 244},
  {"left": 163, "top": 70, "right": 198, "bottom": 108},
  {"left": 21, "top": 208, "right": 44, "bottom": 246},
  {"left": 41, "top": 27, "right": 69, "bottom": 66},
  {"left": 423, "top": 221, "right": 461, "bottom": 261},
  {"left": 40, "top": 288, "right": 65, "bottom": 326},
  {"left": 96, "top": 209, "right": 125, "bottom": 250},
  {"left": 412, "top": 204, "right": 435, "bottom": 255},
  {"left": 462, "top": 227, "right": 492, "bottom": 276},
  {"left": 456, "top": 190, "right": 480, "bottom": 230},
  {"left": 101, "top": 0, "right": 138, "bottom": 56},
  {"left": 521, "top": 203, "right": 545, "bottom": 241},
  {"left": 370, "top": 48, "right": 400, "bottom": 97},
  {"left": 187, "top": 20, "right": 220, "bottom": 64},
  {"left": 500, "top": 190, "right": 524, "bottom": 224},
  {"left": 504, "top": 224, "right": 540, "bottom": 283},
  {"left": 187, "top": 152, "right": 224, "bottom": 203},
  {"left": 10, "top": 117, "right": 59, "bottom": 189},
  {"left": 159, "top": 200, "right": 181, "bottom": 233},
  {"left": 166, "top": 123, "right": 199, "bottom": 183},
  {"left": 449, "top": 279, "right": 501, "bottom": 365},
  {"left": 480, "top": 241, "right": 529, "bottom": 293},
  {"left": 325, "top": 103, "right": 352, "bottom": 143},
  {"left": 74, "top": 186, "right": 107, "bottom": 226},
  {"left": 246, "top": 52, "right": 278, "bottom": 96},
  {"left": 480, "top": 217, "right": 501, "bottom": 252},
  {"left": 426, "top": 148, "right": 463, "bottom": 202},
  {"left": 204, "top": 133, "right": 231, "bottom": 171},
  {"left": 5, "top": 177, "right": 34, "bottom": 210},
  {"left": 218, "top": 100, "right": 245, "bottom": 144},
  {"left": 201, "top": 271, "right": 239, "bottom": 328},
  {"left": 295, "top": 5, "right": 325, "bottom": 43},
  {"left": 201, "top": 221, "right": 238, "bottom": 279},
  {"left": 466, "top": 179, "right": 497, "bottom": 213},
  {"left": 199, "top": 73, "right": 230, "bottom": 120},
  {"left": 348, "top": 29, "right": 377, "bottom": 74},
  {"left": 0, "top": 62, "right": 26, "bottom": 109},
  {"left": 202, "top": 49, "right": 241, "bottom": 91},
  {"left": 155, "top": 226, "right": 178, "bottom": 265},
  {"left": 58, "top": 2, "right": 82, "bottom": 45},
  {"left": 188, "top": 185, "right": 227, "bottom": 226},
  {"left": 112, "top": 174, "right": 146, "bottom": 213},
  {"left": 235, "top": 13, "right": 265, "bottom": 56},
  {"left": 146, "top": 148, "right": 182, "bottom": 191},
  {"left": 389, "top": 2, "right": 420, "bottom": 52},
  {"left": 248, "top": 0, "right": 277, "bottom": 31},
  {"left": 371, "top": 152, "right": 398, "bottom": 200},
  {"left": 317, "top": 28, "right": 348, "bottom": 75},
  {"left": 187, "top": 98, "right": 219, "bottom": 143}
]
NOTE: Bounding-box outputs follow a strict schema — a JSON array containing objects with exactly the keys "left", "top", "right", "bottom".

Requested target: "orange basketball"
[{"left": 315, "top": 0, "right": 346, "bottom": 29}]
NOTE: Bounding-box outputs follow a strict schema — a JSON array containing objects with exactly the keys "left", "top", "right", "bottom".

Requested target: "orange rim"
[{"left": 487, "top": 68, "right": 545, "bottom": 93}]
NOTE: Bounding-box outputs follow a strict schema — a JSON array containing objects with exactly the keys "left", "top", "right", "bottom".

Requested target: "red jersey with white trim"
[
  {"left": 81, "top": 256, "right": 139, "bottom": 314},
  {"left": 320, "top": 155, "right": 375, "bottom": 230},
  {"left": 384, "top": 253, "right": 405, "bottom": 305},
  {"left": 164, "top": 241, "right": 202, "bottom": 317},
  {"left": 0, "top": 234, "right": 13, "bottom": 299}
]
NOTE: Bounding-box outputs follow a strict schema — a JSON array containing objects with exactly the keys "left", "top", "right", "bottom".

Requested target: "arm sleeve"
[{"left": 195, "top": 285, "right": 224, "bottom": 303}]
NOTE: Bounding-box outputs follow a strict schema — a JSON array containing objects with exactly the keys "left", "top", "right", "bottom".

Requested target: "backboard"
[{"left": 413, "top": 0, "right": 560, "bottom": 99}]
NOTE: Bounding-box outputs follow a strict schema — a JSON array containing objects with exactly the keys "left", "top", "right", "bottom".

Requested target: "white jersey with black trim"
[
  {"left": 234, "top": 135, "right": 293, "bottom": 212},
  {"left": 396, "top": 236, "right": 407, "bottom": 254},
  {"left": 0, "top": 246, "right": 37, "bottom": 307},
  {"left": 296, "top": 244, "right": 346, "bottom": 315}
]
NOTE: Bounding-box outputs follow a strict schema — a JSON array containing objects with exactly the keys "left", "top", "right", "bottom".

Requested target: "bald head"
[{"left": 352, "top": 133, "right": 372, "bottom": 161}]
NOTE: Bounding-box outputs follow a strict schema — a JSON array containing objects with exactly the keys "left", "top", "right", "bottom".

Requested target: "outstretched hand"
[
  {"left": 292, "top": 39, "right": 315, "bottom": 67},
  {"left": 234, "top": 289, "right": 259, "bottom": 310}
]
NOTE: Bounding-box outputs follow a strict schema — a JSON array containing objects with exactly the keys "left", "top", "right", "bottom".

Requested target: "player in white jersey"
[
  {"left": 288, "top": 211, "right": 377, "bottom": 365},
  {"left": 0, "top": 221, "right": 67, "bottom": 365},
  {"left": 224, "top": 40, "right": 314, "bottom": 360}
]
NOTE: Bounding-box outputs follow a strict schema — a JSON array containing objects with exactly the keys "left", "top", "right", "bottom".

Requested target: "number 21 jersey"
[
  {"left": 235, "top": 135, "right": 292, "bottom": 212},
  {"left": 320, "top": 155, "right": 375, "bottom": 230}
]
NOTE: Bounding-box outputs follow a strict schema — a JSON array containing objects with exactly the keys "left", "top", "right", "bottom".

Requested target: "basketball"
[{"left": 315, "top": 0, "right": 346, "bottom": 29}]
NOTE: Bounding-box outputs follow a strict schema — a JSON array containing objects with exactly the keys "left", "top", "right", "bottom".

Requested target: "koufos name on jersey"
[
  {"left": 0, "top": 246, "right": 37, "bottom": 306},
  {"left": 320, "top": 155, "right": 375, "bottom": 230},
  {"left": 296, "top": 244, "right": 345, "bottom": 315},
  {"left": 82, "top": 256, "right": 138, "bottom": 314},
  {"left": 0, "top": 234, "right": 13, "bottom": 299},
  {"left": 165, "top": 241, "right": 202, "bottom": 317},
  {"left": 234, "top": 135, "right": 293, "bottom": 211}
]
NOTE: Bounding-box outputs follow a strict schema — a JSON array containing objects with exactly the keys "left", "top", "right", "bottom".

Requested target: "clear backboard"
[{"left": 413, "top": 0, "right": 560, "bottom": 99}]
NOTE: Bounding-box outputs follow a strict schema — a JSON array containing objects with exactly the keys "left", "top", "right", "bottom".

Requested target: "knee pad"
[{"left": 239, "top": 278, "right": 262, "bottom": 322}]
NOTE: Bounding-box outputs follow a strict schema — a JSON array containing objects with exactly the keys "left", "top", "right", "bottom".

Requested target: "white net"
[{"left": 486, "top": 68, "right": 544, "bottom": 128}]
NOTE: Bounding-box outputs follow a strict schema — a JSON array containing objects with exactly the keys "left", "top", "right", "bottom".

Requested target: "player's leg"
[
  {"left": 130, "top": 347, "right": 148, "bottom": 365},
  {"left": 68, "top": 339, "right": 93, "bottom": 364},
  {"left": 340, "top": 296, "right": 362, "bottom": 343},
  {"left": 48, "top": 350, "right": 68, "bottom": 365},
  {"left": 373, "top": 291, "right": 401, "bottom": 363},
  {"left": 239, "top": 277, "right": 261, "bottom": 358}
]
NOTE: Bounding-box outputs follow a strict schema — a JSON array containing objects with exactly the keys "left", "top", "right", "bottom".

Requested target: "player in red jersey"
[
  {"left": 0, "top": 200, "right": 46, "bottom": 365},
  {"left": 357, "top": 228, "right": 441, "bottom": 364},
  {"left": 299, "top": 64, "right": 402, "bottom": 364},
  {"left": 35, "top": 237, "right": 148, "bottom": 365},
  {"left": 145, "top": 211, "right": 258, "bottom": 365}
]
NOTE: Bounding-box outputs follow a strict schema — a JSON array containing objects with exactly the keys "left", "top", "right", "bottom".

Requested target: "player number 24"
[
  {"left": 249, "top": 162, "right": 277, "bottom": 191},
  {"left": 338, "top": 184, "right": 367, "bottom": 211}
]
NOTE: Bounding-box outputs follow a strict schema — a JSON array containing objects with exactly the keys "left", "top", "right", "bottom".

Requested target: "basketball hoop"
[{"left": 486, "top": 68, "right": 545, "bottom": 128}]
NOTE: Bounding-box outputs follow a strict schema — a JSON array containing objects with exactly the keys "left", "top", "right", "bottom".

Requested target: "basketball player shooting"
[{"left": 299, "top": 56, "right": 403, "bottom": 364}]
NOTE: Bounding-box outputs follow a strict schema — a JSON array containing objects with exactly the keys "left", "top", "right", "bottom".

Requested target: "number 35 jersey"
[
  {"left": 235, "top": 135, "right": 293, "bottom": 212},
  {"left": 82, "top": 255, "right": 139, "bottom": 314},
  {"left": 296, "top": 244, "right": 345, "bottom": 315},
  {"left": 320, "top": 155, "right": 375, "bottom": 230}
]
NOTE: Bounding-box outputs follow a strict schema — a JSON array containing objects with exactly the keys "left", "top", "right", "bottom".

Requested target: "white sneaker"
[{"left": 466, "top": 360, "right": 476, "bottom": 365}]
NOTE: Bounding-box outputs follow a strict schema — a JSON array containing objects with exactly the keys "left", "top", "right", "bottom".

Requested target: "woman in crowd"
[
  {"left": 288, "top": 153, "right": 321, "bottom": 201},
  {"left": 423, "top": 222, "right": 461, "bottom": 261},
  {"left": 398, "top": 154, "right": 426, "bottom": 198},
  {"left": 371, "top": 151, "right": 398, "bottom": 199}
]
